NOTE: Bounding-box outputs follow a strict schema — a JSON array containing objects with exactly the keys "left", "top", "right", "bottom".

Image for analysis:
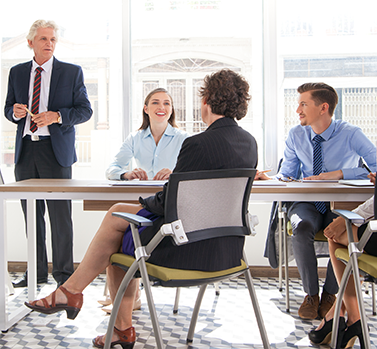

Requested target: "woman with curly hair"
[{"left": 25, "top": 69, "right": 258, "bottom": 349}]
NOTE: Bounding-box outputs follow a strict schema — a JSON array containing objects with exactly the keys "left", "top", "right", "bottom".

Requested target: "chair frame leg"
[
  {"left": 283, "top": 208, "right": 290, "bottom": 313},
  {"left": 244, "top": 269, "right": 271, "bottom": 349},
  {"left": 372, "top": 283, "right": 376, "bottom": 316},
  {"left": 278, "top": 201, "right": 283, "bottom": 292},
  {"left": 243, "top": 251, "right": 271, "bottom": 349},
  {"left": 173, "top": 288, "right": 180, "bottom": 314},
  {"left": 105, "top": 222, "right": 165, "bottom": 349},
  {"left": 186, "top": 284, "right": 208, "bottom": 343},
  {"left": 104, "top": 261, "right": 139, "bottom": 349},
  {"left": 331, "top": 251, "right": 372, "bottom": 349}
]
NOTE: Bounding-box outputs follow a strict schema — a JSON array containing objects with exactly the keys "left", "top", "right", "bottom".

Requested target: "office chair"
[
  {"left": 103, "top": 169, "right": 270, "bottom": 349},
  {"left": 280, "top": 202, "right": 363, "bottom": 313},
  {"left": 329, "top": 206, "right": 376, "bottom": 349}
]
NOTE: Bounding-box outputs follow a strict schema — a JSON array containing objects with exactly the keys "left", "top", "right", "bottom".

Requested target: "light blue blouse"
[{"left": 106, "top": 124, "right": 190, "bottom": 180}]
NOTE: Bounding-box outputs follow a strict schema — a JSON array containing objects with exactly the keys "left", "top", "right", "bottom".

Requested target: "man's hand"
[
  {"left": 368, "top": 172, "right": 376, "bottom": 185},
  {"left": 31, "top": 111, "right": 60, "bottom": 127},
  {"left": 123, "top": 168, "right": 148, "bottom": 180},
  {"left": 153, "top": 168, "right": 171, "bottom": 180},
  {"left": 13, "top": 104, "right": 27, "bottom": 119},
  {"left": 304, "top": 169, "right": 343, "bottom": 180}
]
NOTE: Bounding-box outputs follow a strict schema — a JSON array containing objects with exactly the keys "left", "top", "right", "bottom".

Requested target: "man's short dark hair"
[
  {"left": 199, "top": 69, "right": 250, "bottom": 120},
  {"left": 297, "top": 82, "right": 338, "bottom": 116}
]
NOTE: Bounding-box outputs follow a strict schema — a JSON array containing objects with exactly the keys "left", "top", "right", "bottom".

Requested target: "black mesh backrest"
[{"left": 164, "top": 169, "right": 256, "bottom": 243}]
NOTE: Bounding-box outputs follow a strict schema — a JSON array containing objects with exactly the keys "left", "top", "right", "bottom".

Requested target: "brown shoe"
[
  {"left": 298, "top": 294, "right": 319, "bottom": 320},
  {"left": 93, "top": 326, "right": 135, "bottom": 348},
  {"left": 24, "top": 285, "right": 83, "bottom": 320},
  {"left": 318, "top": 290, "right": 336, "bottom": 319}
]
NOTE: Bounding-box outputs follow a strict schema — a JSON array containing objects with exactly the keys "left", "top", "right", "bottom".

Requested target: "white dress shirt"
[{"left": 22, "top": 56, "right": 54, "bottom": 137}]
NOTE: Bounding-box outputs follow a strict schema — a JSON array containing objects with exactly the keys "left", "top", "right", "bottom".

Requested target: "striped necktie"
[
  {"left": 30, "top": 67, "right": 43, "bottom": 133},
  {"left": 313, "top": 134, "right": 327, "bottom": 214}
]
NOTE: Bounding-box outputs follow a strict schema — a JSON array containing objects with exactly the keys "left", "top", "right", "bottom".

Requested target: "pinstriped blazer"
[{"left": 141, "top": 116, "right": 258, "bottom": 271}]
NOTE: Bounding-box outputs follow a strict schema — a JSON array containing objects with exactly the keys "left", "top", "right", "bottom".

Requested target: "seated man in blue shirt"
[{"left": 260, "top": 82, "right": 376, "bottom": 320}]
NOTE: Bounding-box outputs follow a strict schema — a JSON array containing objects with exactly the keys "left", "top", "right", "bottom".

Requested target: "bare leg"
[
  {"left": 316, "top": 225, "right": 361, "bottom": 329},
  {"left": 34, "top": 203, "right": 142, "bottom": 306},
  {"left": 97, "top": 265, "right": 138, "bottom": 342}
]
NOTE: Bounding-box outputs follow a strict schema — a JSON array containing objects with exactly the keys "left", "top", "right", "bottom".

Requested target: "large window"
[
  {"left": 130, "top": 0, "right": 263, "bottom": 161},
  {"left": 0, "top": 0, "right": 123, "bottom": 181},
  {"left": 277, "top": 0, "right": 377, "bottom": 161},
  {"left": 1, "top": 0, "right": 376, "bottom": 181}
]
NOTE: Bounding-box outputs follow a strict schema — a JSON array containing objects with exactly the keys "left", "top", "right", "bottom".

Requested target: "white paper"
[{"left": 109, "top": 180, "right": 167, "bottom": 186}]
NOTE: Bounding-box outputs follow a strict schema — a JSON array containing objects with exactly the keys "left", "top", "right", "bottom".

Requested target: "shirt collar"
[
  {"left": 32, "top": 56, "right": 53, "bottom": 74},
  {"left": 310, "top": 119, "right": 335, "bottom": 142},
  {"left": 142, "top": 123, "right": 174, "bottom": 139}
]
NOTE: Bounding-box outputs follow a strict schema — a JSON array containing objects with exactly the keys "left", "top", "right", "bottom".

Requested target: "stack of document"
[{"left": 338, "top": 179, "right": 374, "bottom": 187}]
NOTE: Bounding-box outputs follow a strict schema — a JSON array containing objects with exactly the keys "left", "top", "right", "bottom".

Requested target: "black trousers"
[{"left": 15, "top": 138, "right": 74, "bottom": 283}]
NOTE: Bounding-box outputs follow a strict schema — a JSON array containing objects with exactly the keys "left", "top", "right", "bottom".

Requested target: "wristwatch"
[{"left": 56, "top": 112, "right": 61, "bottom": 123}]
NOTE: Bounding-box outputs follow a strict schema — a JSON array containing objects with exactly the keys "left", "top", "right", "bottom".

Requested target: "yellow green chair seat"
[
  {"left": 335, "top": 248, "right": 377, "bottom": 279},
  {"left": 110, "top": 253, "right": 248, "bottom": 287},
  {"left": 287, "top": 221, "right": 327, "bottom": 241}
]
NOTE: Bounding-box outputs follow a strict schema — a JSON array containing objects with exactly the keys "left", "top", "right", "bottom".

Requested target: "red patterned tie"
[{"left": 30, "top": 67, "right": 43, "bottom": 132}]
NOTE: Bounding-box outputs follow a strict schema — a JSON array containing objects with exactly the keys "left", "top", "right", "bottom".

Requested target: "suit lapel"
[{"left": 48, "top": 57, "right": 61, "bottom": 108}]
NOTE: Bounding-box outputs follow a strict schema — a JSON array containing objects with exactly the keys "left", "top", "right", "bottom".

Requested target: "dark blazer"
[
  {"left": 140, "top": 116, "right": 258, "bottom": 271},
  {"left": 4, "top": 57, "right": 92, "bottom": 167}
]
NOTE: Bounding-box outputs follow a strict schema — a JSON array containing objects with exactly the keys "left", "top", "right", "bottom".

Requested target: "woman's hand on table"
[
  {"left": 123, "top": 168, "right": 148, "bottom": 180},
  {"left": 255, "top": 170, "right": 273, "bottom": 180},
  {"left": 153, "top": 168, "right": 172, "bottom": 180}
]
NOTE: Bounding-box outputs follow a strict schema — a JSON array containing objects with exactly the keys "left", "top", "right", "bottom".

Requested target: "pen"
[
  {"left": 362, "top": 163, "right": 372, "bottom": 173},
  {"left": 259, "top": 169, "right": 271, "bottom": 174},
  {"left": 24, "top": 106, "right": 34, "bottom": 117}
]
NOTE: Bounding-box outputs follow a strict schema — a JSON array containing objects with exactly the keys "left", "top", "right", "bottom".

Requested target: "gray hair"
[{"left": 27, "top": 20, "right": 59, "bottom": 44}]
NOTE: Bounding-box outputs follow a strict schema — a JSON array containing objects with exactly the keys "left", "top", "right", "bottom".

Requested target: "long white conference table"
[{"left": 0, "top": 178, "right": 374, "bottom": 331}]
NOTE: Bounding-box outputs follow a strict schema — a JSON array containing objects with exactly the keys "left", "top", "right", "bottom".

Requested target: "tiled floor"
[{"left": 1, "top": 273, "right": 376, "bottom": 348}]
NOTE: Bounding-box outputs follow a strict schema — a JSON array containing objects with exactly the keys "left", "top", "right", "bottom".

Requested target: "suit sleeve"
[
  {"left": 56, "top": 66, "right": 92, "bottom": 126},
  {"left": 4, "top": 68, "right": 20, "bottom": 124}
]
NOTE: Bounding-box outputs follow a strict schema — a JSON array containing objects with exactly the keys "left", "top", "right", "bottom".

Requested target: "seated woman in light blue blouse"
[{"left": 106, "top": 88, "right": 190, "bottom": 181}]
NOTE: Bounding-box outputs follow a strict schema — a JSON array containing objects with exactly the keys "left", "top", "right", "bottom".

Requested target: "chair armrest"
[
  {"left": 332, "top": 209, "right": 365, "bottom": 225},
  {"left": 112, "top": 212, "right": 153, "bottom": 227}
]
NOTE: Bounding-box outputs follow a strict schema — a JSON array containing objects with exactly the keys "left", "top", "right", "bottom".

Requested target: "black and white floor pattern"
[{"left": 1, "top": 273, "right": 376, "bottom": 348}]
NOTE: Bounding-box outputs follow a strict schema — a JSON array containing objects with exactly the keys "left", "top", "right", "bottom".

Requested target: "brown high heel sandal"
[
  {"left": 24, "top": 285, "right": 83, "bottom": 320},
  {"left": 93, "top": 326, "right": 135, "bottom": 349}
]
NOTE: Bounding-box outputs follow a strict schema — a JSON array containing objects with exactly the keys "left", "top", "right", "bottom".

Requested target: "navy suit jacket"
[{"left": 4, "top": 57, "right": 92, "bottom": 167}]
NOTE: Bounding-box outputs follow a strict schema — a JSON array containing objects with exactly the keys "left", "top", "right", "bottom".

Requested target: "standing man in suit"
[
  {"left": 4, "top": 20, "right": 92, "bottom": 288},
  {"left": 260, "top": 82, "right": 376, "bottom": 320}
]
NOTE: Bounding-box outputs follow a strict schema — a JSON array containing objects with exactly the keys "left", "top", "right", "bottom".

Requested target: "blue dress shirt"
[
  {"left": 279, "top": 119, "right": 376, "bottom": 180},
  {"left": 106, "top": 124, "right": 190, "bottom": 180}
]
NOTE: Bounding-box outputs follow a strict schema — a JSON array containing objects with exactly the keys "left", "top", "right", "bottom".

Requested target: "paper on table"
[
  {"left": 338, "top": 179, "right": 374, "bottom": 187},
  {"left": 110, "top": 180, "right": 167, "bottom": 186},
  {"left": 253, "top": 180, "right": 286, "bottom": 186},
  {"left": 302, "top": 179, "right": 339, "bottom": 183}
]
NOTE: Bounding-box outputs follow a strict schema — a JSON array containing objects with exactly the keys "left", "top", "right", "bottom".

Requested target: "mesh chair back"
[{"left": 165, "top": 169, "right": 256, "bottom": 243}]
